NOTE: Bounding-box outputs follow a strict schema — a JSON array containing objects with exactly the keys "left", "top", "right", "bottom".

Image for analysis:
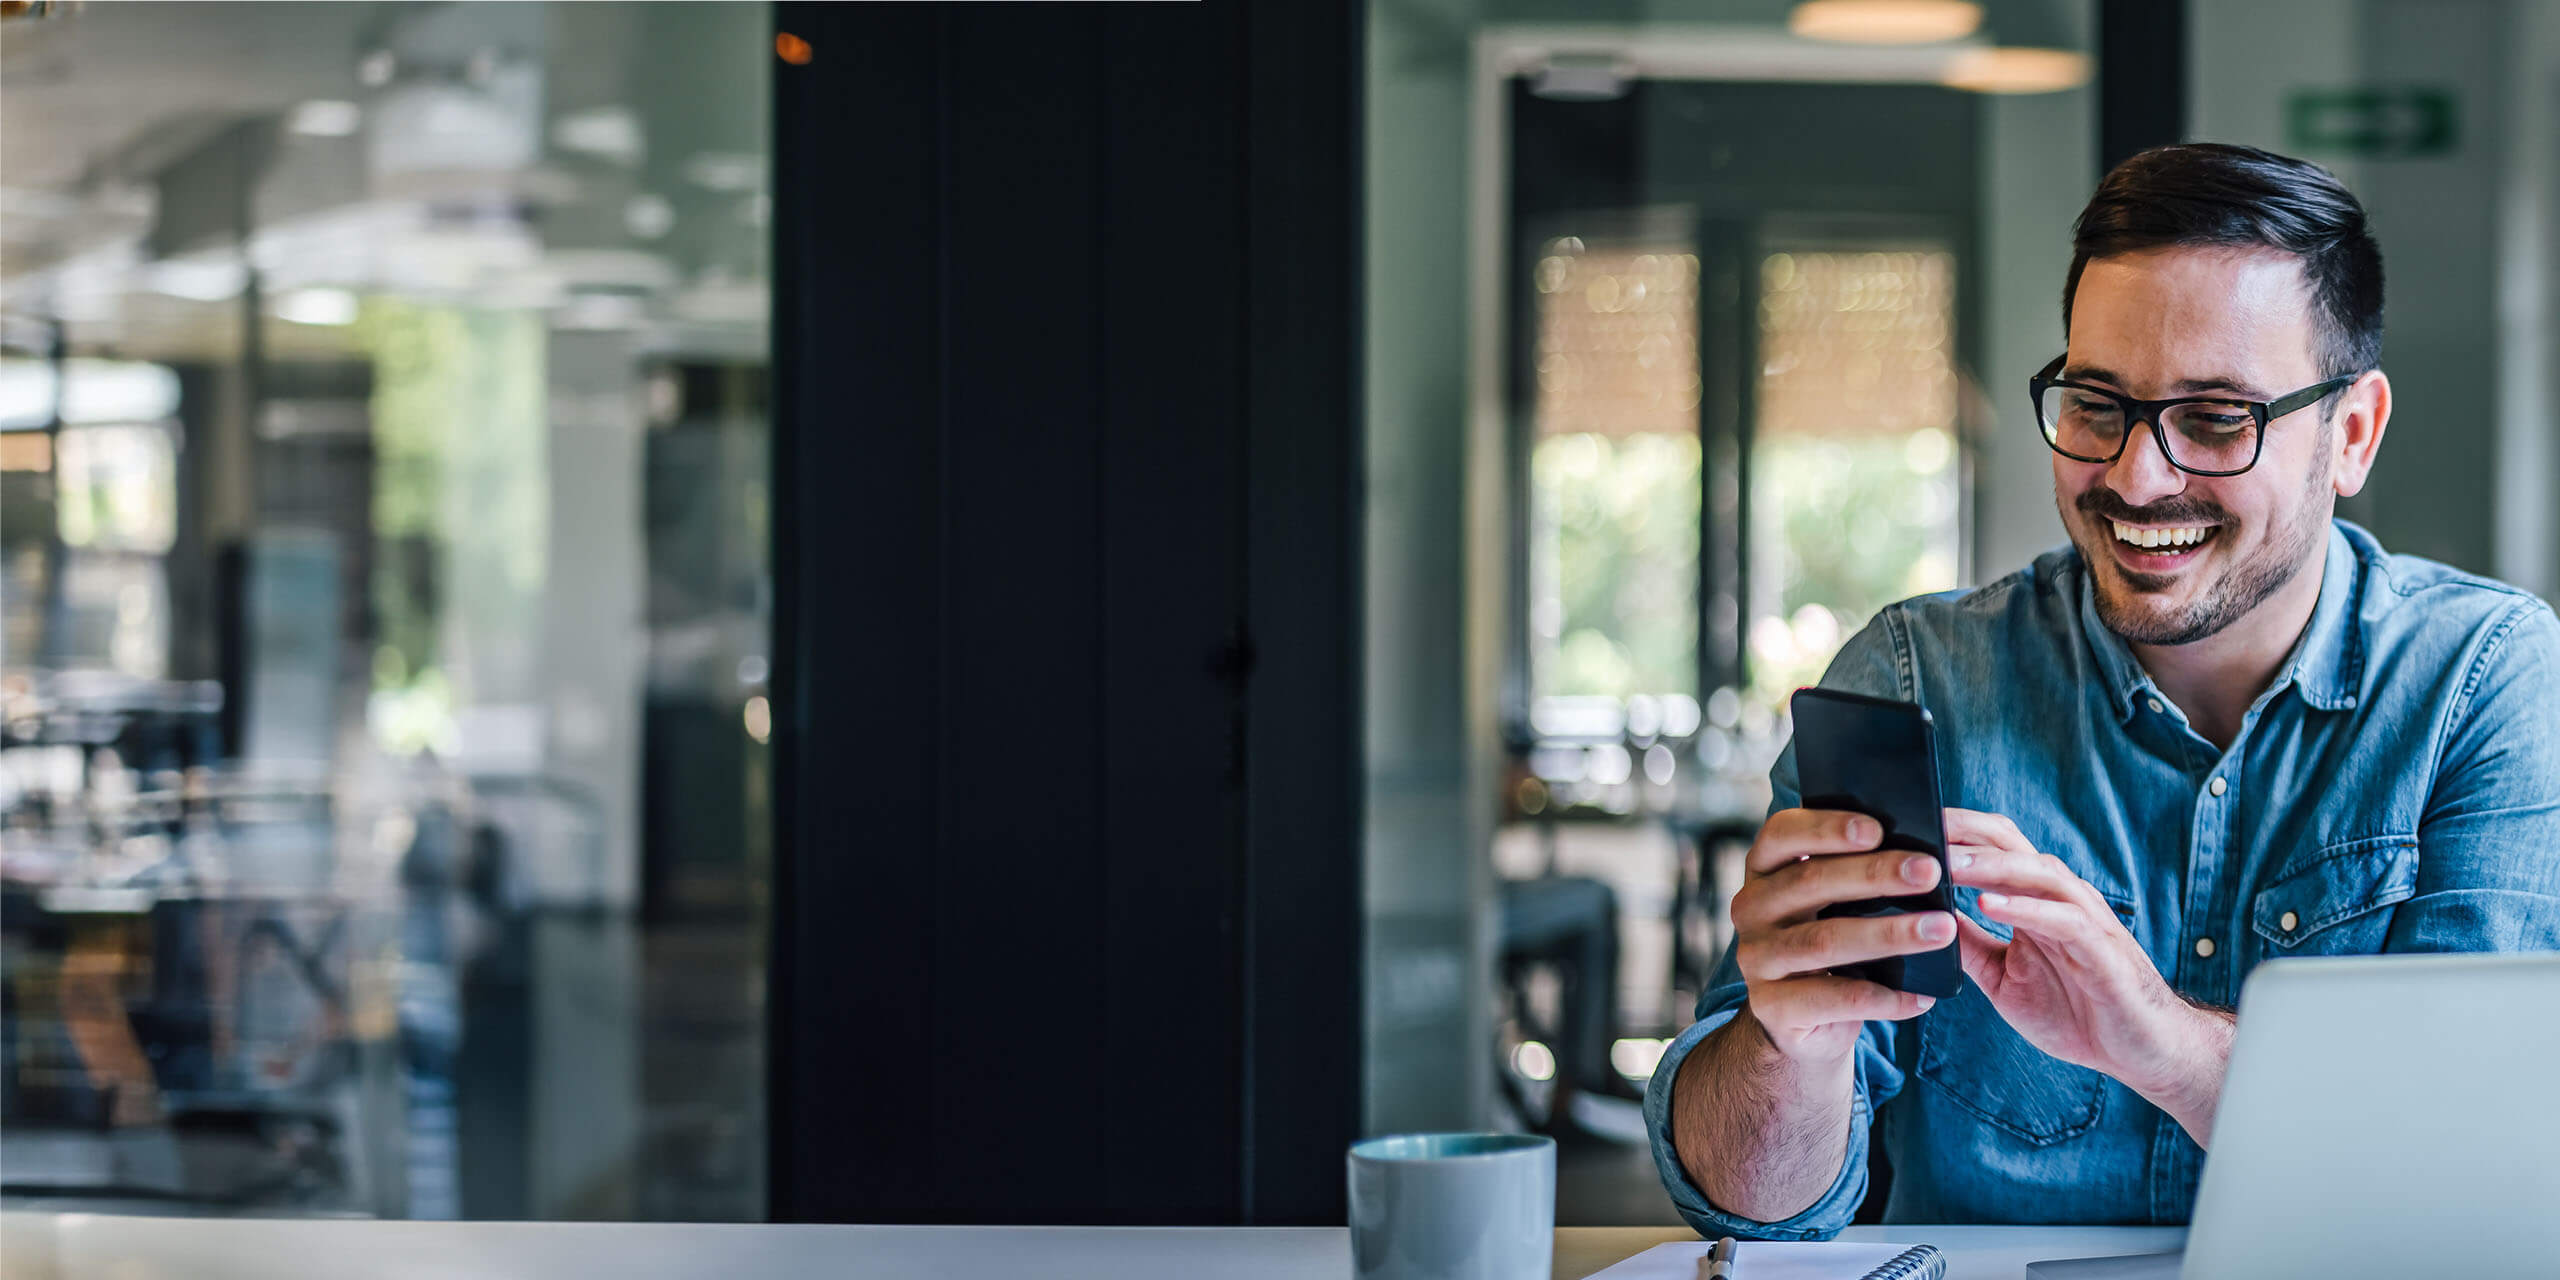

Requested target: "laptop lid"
[{"left": 2182, "top": 952, "right": 2560, "bottom": 1279}]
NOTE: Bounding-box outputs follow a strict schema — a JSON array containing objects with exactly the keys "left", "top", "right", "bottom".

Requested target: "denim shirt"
[{"left": 1643, "top": 520, "right": 2560, "bottom": 1236}]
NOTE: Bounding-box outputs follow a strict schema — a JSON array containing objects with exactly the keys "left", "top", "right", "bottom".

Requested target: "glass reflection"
[{"left": 1, "top": 2, "right": 768, "bottom": 1221}]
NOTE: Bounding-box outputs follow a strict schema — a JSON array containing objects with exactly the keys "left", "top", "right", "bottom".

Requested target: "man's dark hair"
[{"left": 2065, "top": 142, "right": 2385, "bottom": 383}]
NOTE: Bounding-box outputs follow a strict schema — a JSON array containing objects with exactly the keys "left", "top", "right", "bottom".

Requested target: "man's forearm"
[
  {"left": 1671, "top": 1009, "right": 1859, "bottom": 1225},
  {"left": 2123, "top": 1000, "right": 2235, "bottom": 1147}
]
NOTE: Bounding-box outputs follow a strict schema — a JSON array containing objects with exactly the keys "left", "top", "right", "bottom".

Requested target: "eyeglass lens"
[{"left": 2037, "top": 385, "right": 2258, "bottom": 472}]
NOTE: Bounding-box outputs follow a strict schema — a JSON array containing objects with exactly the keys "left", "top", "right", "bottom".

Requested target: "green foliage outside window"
[
  {"left": 1532, "top": 431, "right": 1699, "bottom": 699},
  {"left": 1745, "top": 429, "right": 1959, "bottom": 705},
  {"left": 1530, "top": 427, "right": 1959, "bottom": 709},
  {"left": 360, "top": 298, "right": 547, "bottom": 756}
]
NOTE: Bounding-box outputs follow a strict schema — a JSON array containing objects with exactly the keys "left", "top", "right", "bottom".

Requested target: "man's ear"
[{"left": 2329, "top": 369, "right": 2390, "bottom": 498}]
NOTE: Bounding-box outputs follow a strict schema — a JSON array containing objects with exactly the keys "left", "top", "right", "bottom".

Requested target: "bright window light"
[
  {"left": 0, "top": 358, "right": 181, "bottom": 428},
  {"left": 149, "top": 257, "right": 248, "bottom": 302},
  {"left": 276, "top": 288, "right": 360, "bottom": 326}
]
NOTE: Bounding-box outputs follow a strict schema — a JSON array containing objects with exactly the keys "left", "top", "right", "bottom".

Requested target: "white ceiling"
[
  {"left": 1, "top": 2, "right": 769, "bottom": 362},
  {"left": 2, "top": 2, "right": 396, "bottom": 201}
]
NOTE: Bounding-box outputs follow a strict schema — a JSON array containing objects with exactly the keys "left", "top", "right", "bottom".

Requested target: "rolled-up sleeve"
[
  {"left": 1643, "top": 611, "right": 1916, "bottom": 1240},
  {"left": 2394, "top": 599, "right": 2560, "bottom": 952},
  {"left": 1642, "top": 956, "right": 1906, "bottom": 1239}
]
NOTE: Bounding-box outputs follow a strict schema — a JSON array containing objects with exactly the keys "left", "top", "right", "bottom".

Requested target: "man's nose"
[{"left": 2104, "top": 419, "right": 2188, "bottom": 507}]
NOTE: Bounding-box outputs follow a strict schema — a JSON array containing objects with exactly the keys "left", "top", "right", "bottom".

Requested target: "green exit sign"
[{"left": 2285, "top": 88, "right": 2458, "bottom": 157}]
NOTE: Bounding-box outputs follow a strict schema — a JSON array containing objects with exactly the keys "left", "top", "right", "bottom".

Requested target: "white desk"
[
  {"left": 0, "top": 1214, "right": 2185, "bottom": 1280},
  {"left": 1557, "top": 1226, "right": 2188, "bottom": 1280}
]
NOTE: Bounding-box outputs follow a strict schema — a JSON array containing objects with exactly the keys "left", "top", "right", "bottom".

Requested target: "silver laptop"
[{"left": 2031, "top": 952, "right": 2560, "bottom": 1280}]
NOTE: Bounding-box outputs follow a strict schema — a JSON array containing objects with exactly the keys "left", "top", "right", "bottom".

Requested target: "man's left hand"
[{"left": 1940, "top": 808, "right": 2235, "bottom": 1145}]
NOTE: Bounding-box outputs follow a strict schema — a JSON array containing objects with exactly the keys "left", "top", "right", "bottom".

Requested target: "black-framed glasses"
[{"left": 2029, "top": 354, "right": 2357, "bottom": 477}]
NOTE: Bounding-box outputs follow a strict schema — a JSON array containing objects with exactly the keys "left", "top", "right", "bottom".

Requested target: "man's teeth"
[{"left": 2111, "top": 520, "right": 2215, "bottom": 549}]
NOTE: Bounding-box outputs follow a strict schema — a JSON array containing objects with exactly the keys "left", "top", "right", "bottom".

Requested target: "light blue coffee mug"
[{"left": 1347, "top": 1133, "right": 1555, "bottom": 1280}]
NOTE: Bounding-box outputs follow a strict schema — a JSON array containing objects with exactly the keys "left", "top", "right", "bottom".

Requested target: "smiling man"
[{"left": 1644, "top": 143, "right": 2560, "bottom": 1234}]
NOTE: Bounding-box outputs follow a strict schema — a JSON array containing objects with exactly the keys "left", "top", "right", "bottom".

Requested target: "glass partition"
[{"left": 0, "top": 1, "right": 769, "bottom": 1220}]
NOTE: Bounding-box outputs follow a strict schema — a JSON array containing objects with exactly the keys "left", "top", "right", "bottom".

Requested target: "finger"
[
  {"left": 1741, "top": 910, "right": 1956, "bottom": 982},
  {"left": 1976, "top": 891, "right": 2101, "bottom": 949},
  {"left": 1940, "top": 807, "right": 2030, "bottom": 852},
  {"left": 1949, "top": 845, "right": 2111, "bottom": 915},
  {"left": 1953, "top": 912, "right": 2005, "bottom": 990},
  {"left": 1744, "top": 848, "right": 1940, "bottom": 926},
  {"left": 1751, "top": 974, "right": 1938, "bottom": 1032},
  {"left": 1939, "top": 812, "right": 2114, "bottom": 917},
  {"left": 1746, "top": 808, "right": 1884, "bottom": 876}
]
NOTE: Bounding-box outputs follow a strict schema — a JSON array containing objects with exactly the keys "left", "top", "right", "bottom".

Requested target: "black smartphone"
[{"left": 1787, "top": 687, "right": 1963, "bottom": 999}]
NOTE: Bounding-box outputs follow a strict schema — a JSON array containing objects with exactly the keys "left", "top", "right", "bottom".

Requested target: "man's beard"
[{"left": 2068, "top": 437, "right": 2333, "bottom": 647}]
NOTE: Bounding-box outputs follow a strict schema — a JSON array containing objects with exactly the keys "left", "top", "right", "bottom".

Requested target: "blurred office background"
[
  {"left": 2, "top": 1, "right": 769, "bottom": 1220},
  {"left": 1, "top": 0, "right": 2553, "bottom": 1233}
]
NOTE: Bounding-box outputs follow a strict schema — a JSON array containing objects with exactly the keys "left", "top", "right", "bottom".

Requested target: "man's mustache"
[{"left": 2075, "top": 490, "right": 2230, "bottom": 527}]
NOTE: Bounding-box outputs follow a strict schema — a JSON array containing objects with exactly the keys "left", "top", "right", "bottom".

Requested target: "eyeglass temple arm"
[{"left": 2266, "top": 373, "right": 2360, "bottom": 418}]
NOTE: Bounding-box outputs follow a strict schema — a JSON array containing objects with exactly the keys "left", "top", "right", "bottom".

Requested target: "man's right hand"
[
  {"left": 1670, "top": 807, "right": 1957, "bottom": 1223},
  {"left": 1728, "top": 807, "right": 1955, "bottom": 1066}
]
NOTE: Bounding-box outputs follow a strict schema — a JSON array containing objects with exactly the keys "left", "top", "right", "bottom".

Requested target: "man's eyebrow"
[
  {"left": 2061, "top": 364, "right": 2272, "bottom": 400},
  {"left": 2170, "top": 374, "right": 2272, "bottom": 398}
]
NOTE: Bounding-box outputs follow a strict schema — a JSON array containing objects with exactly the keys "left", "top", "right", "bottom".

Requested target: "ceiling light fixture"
[
  {"left": 1789, "top": 0, "right": 1983, "bottom": 44},
  {"left": 1937, "top": 0, "right": 2090, "bottom": 95},
  {"left": 288, "top": 100, "right": 363, "bottom": 138},
  {"left": 1939, "top": 45, "right": 2090, "bottom": 93},
  {"left": 624, "top": 194, "right": 675, "bottom": 241},
  {"left": 555, "top": 106, "right": 645, "bottom": 165}
]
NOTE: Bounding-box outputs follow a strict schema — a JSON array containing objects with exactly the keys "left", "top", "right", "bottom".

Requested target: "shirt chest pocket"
[{"left": 2251, "top": 835, "right": 2420, "bottom": 957}]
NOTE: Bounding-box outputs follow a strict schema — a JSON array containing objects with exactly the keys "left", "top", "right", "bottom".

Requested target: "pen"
[{"left": 1695, "top": 1235, "right": 1738, "bottom": 1280}]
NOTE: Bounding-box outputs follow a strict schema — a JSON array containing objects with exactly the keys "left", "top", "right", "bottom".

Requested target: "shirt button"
[
  {"left": 2195, "top": 936, "right": 2217, "bottom": 958},
  {"left": 2208, "top": 776, "right": 2228, "bottom": 797},
  {"left": 2279, "top": 911, "right": 2299, "bottom": 932},
  {"left": 2146, "top": 697, "right": 2165, "bottom": 714}
]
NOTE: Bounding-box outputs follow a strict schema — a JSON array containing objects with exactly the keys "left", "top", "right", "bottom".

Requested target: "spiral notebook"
[{"left": 1583, "top": 1240, "right": 1946, "bottom": 1280}]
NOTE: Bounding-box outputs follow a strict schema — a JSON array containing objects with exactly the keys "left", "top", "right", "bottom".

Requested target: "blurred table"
[{"left": 0, "top": 1214, "right": 2185, "bottom": 1280}]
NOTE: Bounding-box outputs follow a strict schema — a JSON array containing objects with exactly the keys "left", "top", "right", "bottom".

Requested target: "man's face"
[{"left": 2055, "top": 246, "right": 2339, "bottom": 647}]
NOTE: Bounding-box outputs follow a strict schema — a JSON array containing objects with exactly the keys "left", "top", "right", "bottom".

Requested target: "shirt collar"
[
  {"left": 2076, "top": 520, "right": 2365, "bottom": 724},
  {"left": 2286, "top": 522, "right": 2366, "bottom": 711}
]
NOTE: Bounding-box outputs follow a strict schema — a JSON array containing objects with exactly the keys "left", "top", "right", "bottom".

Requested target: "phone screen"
[{"left": 1788, "top": 687, "right": 1963, "bottom": 999}]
